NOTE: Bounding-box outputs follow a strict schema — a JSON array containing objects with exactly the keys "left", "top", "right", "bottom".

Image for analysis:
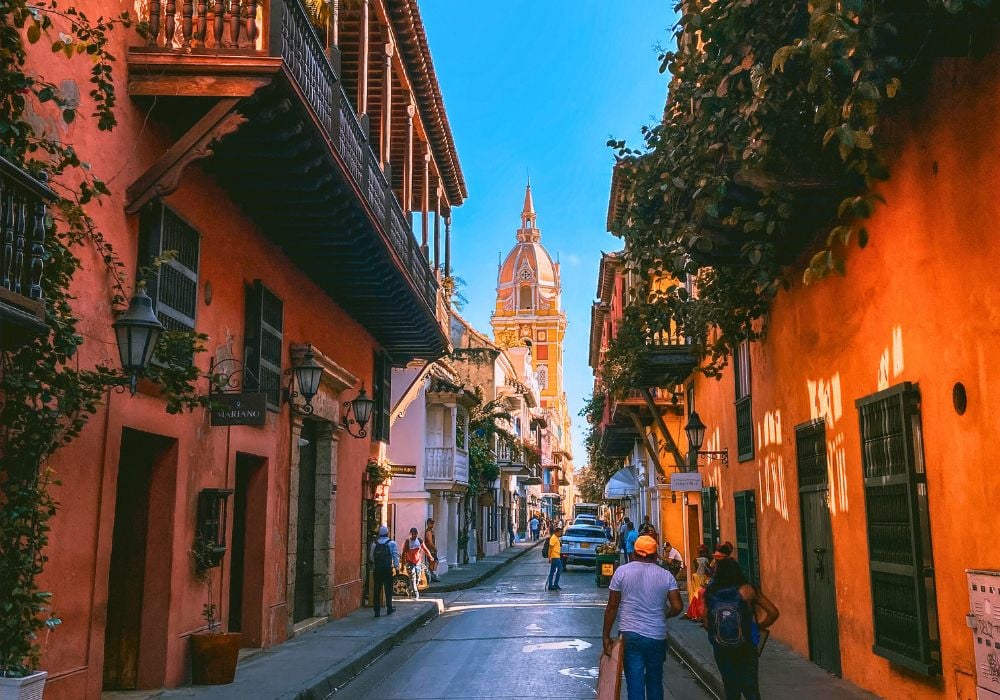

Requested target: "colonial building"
[
  {"left": 492, "top": 184, "right": 574, "bottom": 519},
  {"left": 10, "top": 1, "right": 467, "bottom": 697}
]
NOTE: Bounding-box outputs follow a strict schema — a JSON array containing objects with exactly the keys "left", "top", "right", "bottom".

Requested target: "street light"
[
  {"left": 112, "top": 287, "right": 164, "bottom": 395},
  {"left": 284, "top": 346, "right": 323, "bottom": 414},
  {"left": 683, "top": 411, "right": 729, "bottom": 466},
  {"left": 341, "top": 384, "right": 375, "bottom": 438}
]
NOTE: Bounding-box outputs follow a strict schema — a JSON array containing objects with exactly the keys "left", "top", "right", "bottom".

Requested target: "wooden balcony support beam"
[
  {"left": 628, "top": 408, "right": 665, "bottom": 479},
  {"left": 125, "top": 97, "right": 247, "bottom": 214},
  {"left": 642, "top": 388, "right": 686, "bottom": 469},
  {"left": 358, "top": 0, "right": 370, "bottom": 117},
  {"left": 381, "top": 41, "right": 394, "bottom": 167}
]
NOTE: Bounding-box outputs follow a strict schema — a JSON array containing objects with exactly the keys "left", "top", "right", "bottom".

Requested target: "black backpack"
[
  {"left": 542, "top": 537, "right": 550, "bottom": 558},
  {"left": 373, "top": 540, "right": 392, "bottom": 571}
]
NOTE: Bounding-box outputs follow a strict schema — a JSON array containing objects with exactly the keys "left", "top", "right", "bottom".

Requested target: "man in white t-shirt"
[{"left": 602, "top": 535, "right": 683, "bottom": 700}]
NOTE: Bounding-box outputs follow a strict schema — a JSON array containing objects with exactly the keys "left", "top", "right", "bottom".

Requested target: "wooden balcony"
[
  {"left": 599, "top": 424, "right": 636, "bottom": 458},
  {"left": 125, "top": 1, "right": 452, "bottom": 362},
  {"left": 0, "top": 157, "right": 56, "bottom": 350},
  {"left": 424, "top": 446, "right": 469, "bottom": 491},
  {"left": 631, "top": 326, "right": 698, "bottom": 390}
]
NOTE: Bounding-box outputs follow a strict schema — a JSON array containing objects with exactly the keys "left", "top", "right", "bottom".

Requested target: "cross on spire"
[{"left": 517, "top": 180, "right": 540, "bottom": 242}]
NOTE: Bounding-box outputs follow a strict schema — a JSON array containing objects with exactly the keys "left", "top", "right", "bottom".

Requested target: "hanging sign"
[
  {"left": 670, "top": 472, "right": 703, "bottom": 492},
  {"left": 210, "top": 393, "right": 267, "bottom": 426},
  {"left": 390, "top": 463, "right": 417, "bottom": 478}
]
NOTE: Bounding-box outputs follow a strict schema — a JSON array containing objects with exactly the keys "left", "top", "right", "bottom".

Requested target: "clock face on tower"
[{"left": 518, "top": 268, "right": 533, "bottom": 281}]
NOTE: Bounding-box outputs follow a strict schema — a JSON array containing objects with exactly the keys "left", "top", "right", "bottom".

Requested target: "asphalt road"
[{"left": 335, "top": 553, "right": 713, "bottom": 700}]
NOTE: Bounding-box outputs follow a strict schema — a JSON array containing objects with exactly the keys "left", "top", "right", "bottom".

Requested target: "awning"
[{"left": 604, "top": 468, "right": 640, "bottom": 500}]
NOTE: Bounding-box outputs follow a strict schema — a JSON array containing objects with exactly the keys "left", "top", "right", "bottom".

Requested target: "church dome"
[{"left": 497, "top": 184, "right": 560, "bottom": 313}]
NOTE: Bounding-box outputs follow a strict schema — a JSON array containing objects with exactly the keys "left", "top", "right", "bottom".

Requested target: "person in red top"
[{"left": 402, "top": 527, "right": 434, "bottom": 587}]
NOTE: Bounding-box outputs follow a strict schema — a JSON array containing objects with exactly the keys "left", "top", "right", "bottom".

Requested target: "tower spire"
[{"left": 518, "top": 180, "right": 539, "bottom": 242}]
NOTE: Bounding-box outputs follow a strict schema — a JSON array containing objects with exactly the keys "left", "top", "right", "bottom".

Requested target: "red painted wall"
[
  {"left": 689, "top": 55, "right": 1000, "bottom": 699},
  {"left": 22, "top": 8, "right": 381, "bottom": 698}
]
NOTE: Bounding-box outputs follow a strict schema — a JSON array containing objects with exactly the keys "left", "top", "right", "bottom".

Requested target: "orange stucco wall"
[
  {"left": 23, "top": 8, "right": 382, "bottom": 698},
  {"left": 688, "top": 55, "right": 1000, "bottom": 699}
]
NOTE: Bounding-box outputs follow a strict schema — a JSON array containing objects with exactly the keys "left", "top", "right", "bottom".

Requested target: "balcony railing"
[
  {"left": 425, "top": 446, "right": 469, "bottom": 486},
  {"left": 136, "top": 0, "right": 440, "bottom": 316},
  {"left": 0, "top": 157, "right": 55, "bottom": 348}
]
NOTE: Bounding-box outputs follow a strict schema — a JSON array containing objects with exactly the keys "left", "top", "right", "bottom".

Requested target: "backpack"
[
  {"left": 373, "top": 540, "right": 392, "bottom": 572},
  {"left": 542, "top": 537, "right": 550, "bottom": 558},
  {"left": 707, "top": 586, "right": 750, "bottom": 648}
]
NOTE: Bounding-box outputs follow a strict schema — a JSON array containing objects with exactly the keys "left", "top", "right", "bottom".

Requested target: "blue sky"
[{"left": 421, "top": 1, "right": 677, "bottom": 465}]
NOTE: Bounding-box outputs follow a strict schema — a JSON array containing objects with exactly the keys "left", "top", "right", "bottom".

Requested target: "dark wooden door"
[
  {"left": 103, "top": 431, "right": 153, "bottom": 690},
  {"left": 228, "top": 456, "right": 251, "bottom": 633},
  {"left": 796, "top": 421, "right": 842, "bottom": 676},
  {"left": 294, "top": 421, "right": 317, "bottom": 623},
  {"left": 701, "top": 487, "right": 719, "bottom": 552}
]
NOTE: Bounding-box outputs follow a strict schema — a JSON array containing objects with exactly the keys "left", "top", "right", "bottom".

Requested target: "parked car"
[{"left": 560, "top": 525, "right": 610, "bottom": 568}]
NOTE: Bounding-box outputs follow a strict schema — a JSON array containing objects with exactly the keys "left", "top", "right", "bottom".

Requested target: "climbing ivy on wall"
[{"left": 605, "top": 0, "right": 995, "bottom": 389}]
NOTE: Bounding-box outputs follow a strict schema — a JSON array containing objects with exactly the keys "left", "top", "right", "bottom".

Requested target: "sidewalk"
[
  {"left": 665, "top": 616, "right": 878, "bottom": 699},
  {"left": 148, "top": 600, "right": 439, "bottom": 699},
  {"left": 423, "top": 539, "right": 541, "bottom": 593}
]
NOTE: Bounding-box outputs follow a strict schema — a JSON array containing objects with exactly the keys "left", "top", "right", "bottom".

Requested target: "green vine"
[
  {"left": 606, "top": 0, "right": 994, "bottom": 386},
  {"left": 0, "top": 2, "right": 206, "bottom": 676},
  {"left": 576, "top": 394, "right": 621, "bottom": 503},
  {"left": 365, "top": 459, "right": 393, "bottom": 487}
]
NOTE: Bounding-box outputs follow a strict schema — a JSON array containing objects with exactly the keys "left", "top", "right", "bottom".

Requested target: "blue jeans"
[
  {"left": 622, "top": 631, "right": 667, "bottom": 700},
  {"left": 712, "top": 644, "right": 760, "bottom": 700},
  {"left": 546, "top": 558, "right": 562, "bottom": 588}
]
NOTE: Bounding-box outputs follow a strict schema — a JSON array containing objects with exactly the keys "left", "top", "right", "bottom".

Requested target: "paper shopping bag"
[{"left": 597, "top": 637, "right": 624, "bottom": 700}]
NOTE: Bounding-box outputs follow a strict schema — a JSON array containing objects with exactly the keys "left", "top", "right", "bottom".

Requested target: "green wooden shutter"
[
  {"left": 856, "top": 382, "right": 940, "bottom": 676},
  {"left": 701, "top": 487, "right": 719, "bottom": 551},
  {"left": 734, "top": 490, "right": 760, "bottom": 586},
  {"left": 372, "top": 350, "right": 392, "bottom": 443},
  {"left": 734, "top": 341, "right": 754, "bottom": 461},
  {"left": 244, "top": 280, "right": 283, "bottom": 410}
]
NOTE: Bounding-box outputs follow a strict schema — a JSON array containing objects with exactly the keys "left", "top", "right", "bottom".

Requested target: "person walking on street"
[
  {"left": 618, "top": 517, "right": 631, "bottom": 557},
  {"left": 507, "top": 518, "right": 516, "bottom": 547},
  {"left": 625, "top": 521, "right": 639, "bottom": 562},
  {"left": 424, "top": 518, "right": 440, "bottom": 583},
  {"left": 545, "top": 525, "right": 564, "bottom": 591},
  {"left": 704, "top": 558, "right": 780, "bottom": 700},
  {"left": 529, "top": 515, "right": 540, "bottom": 541},
  {"left": 602, "top": 535, "right": 683, "bottom": 700},
  {"left": 402, "top": 527, "right": 434, "bottom": 594},
  {"left": 369, "top": 525, "right": 399, "bottom": 618}
]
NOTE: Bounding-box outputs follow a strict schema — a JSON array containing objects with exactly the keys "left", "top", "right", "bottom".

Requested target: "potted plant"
[
  {"left": 0, "top": 617, "right": 58, "bottom": 700},
  {"left": 189, "top": 537, "right": 241, "bottom": 685}
]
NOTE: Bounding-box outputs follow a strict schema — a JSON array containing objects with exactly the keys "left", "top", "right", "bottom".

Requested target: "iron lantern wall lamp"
[
  {"left": 341, "top": 384, "right": 375, "bottom": 438},
  {"left": 684, "top": 411, "right": 730, "bottom": 467},
  {"left": 283, "top": 346, "right": 323, "bottom": 415},
  {"left": 112, "top": 287, "right": 164, "bottom": 395}
]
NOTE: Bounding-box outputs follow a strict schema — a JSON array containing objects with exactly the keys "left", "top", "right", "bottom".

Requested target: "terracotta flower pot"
[
  {"left": 190, "top": 632, "right": 242, "bottom": 685},
  {"left": 0, "top": 670, "right": 47, "bottom": 700}
]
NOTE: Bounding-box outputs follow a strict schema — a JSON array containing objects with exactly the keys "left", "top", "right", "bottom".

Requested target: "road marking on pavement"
[
  {"left": 525, "top": 623, "right": 544, "bottom": 632},
  {"left": 522, "top": 639, "right": 592, "bottom": 653},
  {"left": 559, "top": 666, "right": 600, "bottom": 679}
]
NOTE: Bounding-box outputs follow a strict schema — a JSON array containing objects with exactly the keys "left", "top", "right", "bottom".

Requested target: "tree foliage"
[{"left": 605, "top": 0, "right": 994, "bottom": 388}]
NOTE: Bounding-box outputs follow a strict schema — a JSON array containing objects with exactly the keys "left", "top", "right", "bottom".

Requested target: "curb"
[
  {"left": 294, "top": 603, "right": 439, "bottom": 699},
  {"left": 664, "top": 626, "right": 725, "bottom": 700},
  {"left": 423, "top": 540, "right": 542, "bottom": 593}
]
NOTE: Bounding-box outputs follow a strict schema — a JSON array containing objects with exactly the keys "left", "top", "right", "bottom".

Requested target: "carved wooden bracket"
[{"left": 125, "top": 97, "right": 248, "bottom": 214}]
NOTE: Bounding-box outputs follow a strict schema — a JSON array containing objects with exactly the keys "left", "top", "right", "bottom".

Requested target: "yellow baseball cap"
[{"left": 634, "top": 535, "right": 657, "bottom": 556}]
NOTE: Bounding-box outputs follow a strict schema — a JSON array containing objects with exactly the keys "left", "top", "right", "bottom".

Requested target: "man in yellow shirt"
[{"left": 546, "top": 525, "right": 563, "bottom": 591}]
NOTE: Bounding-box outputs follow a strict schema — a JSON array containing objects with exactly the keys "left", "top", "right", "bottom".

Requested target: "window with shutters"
[
  {"left": 138, "top": 203, "right": 200, "bottom": 365},
  {"left": 734, "top": 340, "right": 753, "bottom": 461},
  {"left": 734, "top": 490, "right": 760, "bottom": 586},
  {"left": 371, "top": 350, "right": 392, "bottom": 443},
  {"left": 856, "top": 382, "right": 940, "bottom": 676},
  {"left": 244, "top": 280, "right": 284, "bottom": 410},
  {"left": 701, "top": 486, "right": 720, "bottom": 552}
]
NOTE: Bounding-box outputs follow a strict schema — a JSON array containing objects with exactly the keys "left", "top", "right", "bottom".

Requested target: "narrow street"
[{"left": 336, "top": 554, "right": 712, "bottom": 700}]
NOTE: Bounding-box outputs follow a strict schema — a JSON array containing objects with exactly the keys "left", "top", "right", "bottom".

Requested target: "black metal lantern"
[
  {"left": 684, "top": 411, "right": 707, "bottom": 452},
  {"left": 342, "top": 384, "right": 375, "bottom": 438},
  {"left": 112, "top": 288, "right": 164, "bottom": 395},
  {"left": 683, "top": 410, "right": 728, "bottom": 467},
  {"left": 284, "top": 346, "right": 323, "bottom": 414}
]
